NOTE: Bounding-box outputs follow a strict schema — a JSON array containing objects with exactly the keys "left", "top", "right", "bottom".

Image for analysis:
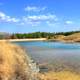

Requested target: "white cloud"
[
  {"left": 65, "top": 20, "right": 73, "bottom": 24},
  {"left": 23, "top": 14, "right": 58, "bottom": 22},
  {"left": 0, "top": 11, "right": 59, "bottom": 27},
  {"left": 22, "top": 14, "right": 58, "bottom": 26},
  {"left": 24, "top": 6, "right": 46, "bottom": 12},
  {"left": 0, "top": 12, "right": 20, "bottom": 23},
  {"left": 21, "top": 14, "right": 58, "bottom": 27}
]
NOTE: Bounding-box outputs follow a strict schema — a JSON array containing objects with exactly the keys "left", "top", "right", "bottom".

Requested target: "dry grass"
[
  {"left": 0, "top": 41, "right": 80, "bottom": 80},
  {"left": 38, "top": 71, "right": 80, "bottom": 80},
  {"left": 62, "top": 33, "right": 80, "bottom": 42},
  {"left": 0, "top": 41, "right": 33, "bottom": 80},
  {"left": 50, "top": 33, "right": 80, "bottom": 42}
]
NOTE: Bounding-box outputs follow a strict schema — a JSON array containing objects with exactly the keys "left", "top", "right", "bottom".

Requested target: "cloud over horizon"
[
  {"left": 0, "top": 0, "right": 80, "bottom": 33},
  {"left": 0, "top": 11, "right": 75, "bottom": 28},
  {"left": 22, "top": 14, "right": 58, "bottom": 26},
  {"left": 0, "top": 11, "right": 58, "bottom": 27}
]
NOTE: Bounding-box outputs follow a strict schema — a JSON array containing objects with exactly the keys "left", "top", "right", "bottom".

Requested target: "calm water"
[{"left": 13, "top": 41, "right": 80, "bottom": 72}]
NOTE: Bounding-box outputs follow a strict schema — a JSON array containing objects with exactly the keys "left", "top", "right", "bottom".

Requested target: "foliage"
[
  {"left": 55, "top": 31, "right": 80, "bottom": 36},
  {"left": 10, "top": 32, "right": 55, "bottom": 39},
  {"left": 0, "top": 31, "right": 80, "bottom": 39}
]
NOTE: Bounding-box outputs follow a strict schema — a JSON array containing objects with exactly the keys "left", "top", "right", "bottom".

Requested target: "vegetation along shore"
[{"left": 0, "top": 31, "right": 80, "bottom": 42}]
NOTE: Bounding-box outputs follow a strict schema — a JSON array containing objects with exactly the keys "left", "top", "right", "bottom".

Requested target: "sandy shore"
[{"left": 0, "top": 38, "right": 47, "bottom": 42}]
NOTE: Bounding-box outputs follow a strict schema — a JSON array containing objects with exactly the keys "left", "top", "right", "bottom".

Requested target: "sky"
[{"left": 0, "top": 0, "right": 80, "bottom": 33}]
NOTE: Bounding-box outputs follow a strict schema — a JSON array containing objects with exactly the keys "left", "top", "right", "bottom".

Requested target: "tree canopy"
[{"left": 0, "top": 31, "right": 80, "bottom": 39}]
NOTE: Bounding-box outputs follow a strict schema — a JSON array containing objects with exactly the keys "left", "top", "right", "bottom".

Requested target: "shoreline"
[
  {"left": 0, "top": 38, "right": 47, "bottom": 42},
  {"left": 0, "top": 39, "right": 80, "bottom": 80},
  {"left": 0, "top": 38, "right": 80, "bottom": 43}
]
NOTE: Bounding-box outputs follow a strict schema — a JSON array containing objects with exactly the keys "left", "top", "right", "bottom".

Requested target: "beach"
[{"left": 0, "top": 38, "right": 47, "bottom": 42}]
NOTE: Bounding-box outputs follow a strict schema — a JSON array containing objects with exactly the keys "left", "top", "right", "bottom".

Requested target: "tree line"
[
  {"left": 10, "top": 32, "right": 55, "bottom": 39},
  {"left": 10, "top": 31, "right": 80, "bottom": 39},
  {"left": 0, "top": 31, "right": 80, "bottom": 39}
]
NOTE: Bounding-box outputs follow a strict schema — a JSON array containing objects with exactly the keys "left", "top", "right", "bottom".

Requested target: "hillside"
[
  {"left": 63, "top": 33, "right": 80, "bottom": 42},
  {"left": 0, "top": 41, "right": 39, "bottom": 80},
  {"left": 50, "top": 32, "right": 80, "bottom": 42}
]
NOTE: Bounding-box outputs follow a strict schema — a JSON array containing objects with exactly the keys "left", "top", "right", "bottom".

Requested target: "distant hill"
[
  {"left": 63, "top": 33, "right": 80, "bottom": 42},
  {"left": 50, "top": 32, "right": 80, "bottom": 42}
]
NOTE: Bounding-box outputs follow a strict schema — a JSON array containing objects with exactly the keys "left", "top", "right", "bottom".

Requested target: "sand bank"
[{"left": 0, "top": 38, "right": 47, "bottom": 42}]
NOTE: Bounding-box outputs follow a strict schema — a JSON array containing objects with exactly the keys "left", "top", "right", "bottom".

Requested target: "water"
[{"left": 13, "top": 41, "right": 80, "bottom": 72}]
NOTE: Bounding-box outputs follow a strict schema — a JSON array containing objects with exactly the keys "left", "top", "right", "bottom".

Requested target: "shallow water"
[{"left": 13, "top": 41, "right": 80, "bottom": 72}]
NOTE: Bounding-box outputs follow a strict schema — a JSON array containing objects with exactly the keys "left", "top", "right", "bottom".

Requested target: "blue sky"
[{"left": 0, "top": 0, "right": 80, "bottom": 33}]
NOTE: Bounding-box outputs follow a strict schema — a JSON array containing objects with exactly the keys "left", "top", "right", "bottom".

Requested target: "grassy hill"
[
  {"left": 0, "top": 41, "right": 39, "bottom": 80},
  {"left": 49, "top": 32, "right": 80, "bottom": 42},
  {"left": 63, "top": 33, "right": 80, "bottom": 42}
]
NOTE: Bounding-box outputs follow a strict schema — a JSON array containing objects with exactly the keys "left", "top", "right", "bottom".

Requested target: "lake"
[{"left": 13, "top": 41, "right": 80, "bottom": 73}]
